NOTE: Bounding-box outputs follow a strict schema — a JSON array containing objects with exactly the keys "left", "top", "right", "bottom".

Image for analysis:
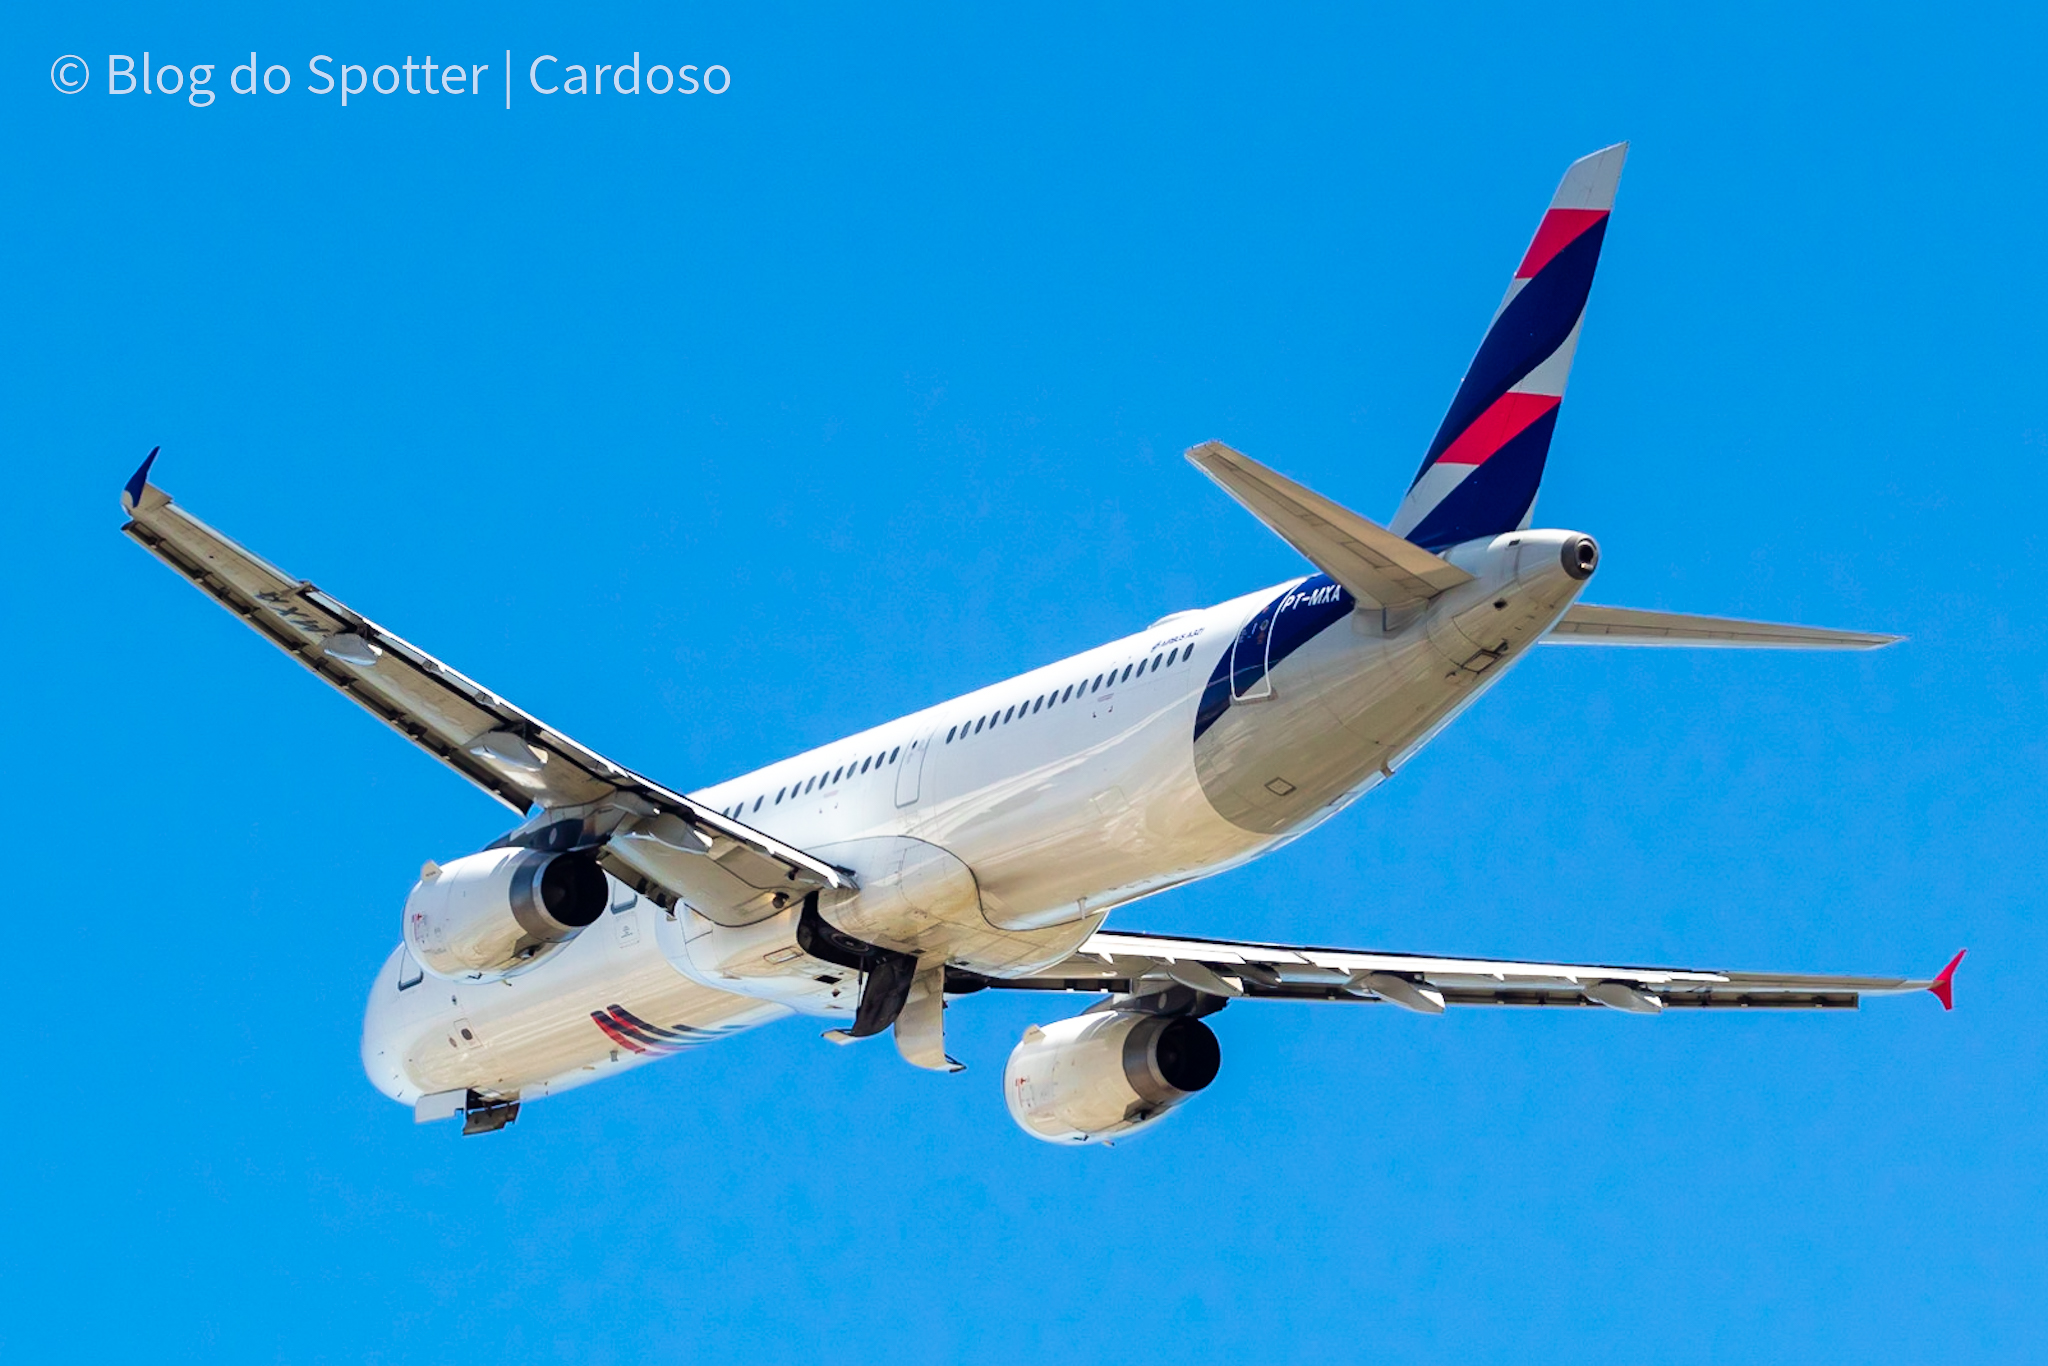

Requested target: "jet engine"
[
  {"left": 403, "top": 847, "right": 609, "bottom": 981},
  {"left": 1004, "top": 1010, "right": 1221, "bottom": 1144}
]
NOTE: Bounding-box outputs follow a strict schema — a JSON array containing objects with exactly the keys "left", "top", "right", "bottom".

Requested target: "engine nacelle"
[
  {"left": 403, "top": 847, "right": 608, "bottom": 982},
  {"left": 1004, "top": 1010, "right": 1221, "bottom": 1144}
]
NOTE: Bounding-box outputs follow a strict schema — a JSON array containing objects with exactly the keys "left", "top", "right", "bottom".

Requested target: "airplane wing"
[
  {"left": 1547, "top": 604, "right": 1901, "bottom": 649},
  {"left": 1186, "top": 441, "right": 1475, "bottom": 610},
  {"left": 118, "top": 452, "right": 848, "bottom": 917},
  {"left": 971, "top": 928, "right": 1963, "bottom": 1013}
]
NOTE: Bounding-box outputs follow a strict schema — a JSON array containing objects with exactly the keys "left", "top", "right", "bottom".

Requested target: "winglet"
[
  {"left": 122, "top": 447, "right": 160, "bottom": 513},
  {"left": 1928, "top": 949, "right": 1966, "bottom": 1011}
]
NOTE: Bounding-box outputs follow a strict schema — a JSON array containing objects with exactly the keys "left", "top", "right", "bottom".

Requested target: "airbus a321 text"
[{"left": 121, "top": 144, "right": 1960, "bottom": 1142}]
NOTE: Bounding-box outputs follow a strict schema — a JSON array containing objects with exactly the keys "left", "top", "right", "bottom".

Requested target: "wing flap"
[
  {"left": 982, "top": 928, "right": 1940, "bottom": 1012},
  {"left": 1187, "top": 441, "right": 1473, "bottom": 609},
  {"left": 119, "top": 460, "right": 847, "bottom": 910},
  {"left": 1547, "top": 604, "right": 1901, "bottom": 649}
]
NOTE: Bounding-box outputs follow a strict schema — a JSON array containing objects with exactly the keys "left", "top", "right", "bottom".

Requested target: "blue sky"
[{"left": 5, "top": 1, "right": 2044, "bottom": 1360}]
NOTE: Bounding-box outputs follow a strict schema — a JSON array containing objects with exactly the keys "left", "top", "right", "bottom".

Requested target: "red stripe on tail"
[
  {"left": 1517, "top": 208, "right": 1608, "bottom": 279},
  {"left": 1433, "top": 391, "right": 1560, "bottom": 467}
]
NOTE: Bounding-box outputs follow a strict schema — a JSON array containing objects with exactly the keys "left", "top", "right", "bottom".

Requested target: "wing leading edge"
[
  {"left": 974, "top": 929, "right": 1962, "bottom": 1014},
  {"left": 118, "top": 454, "right": 847, "bottom": 919}
]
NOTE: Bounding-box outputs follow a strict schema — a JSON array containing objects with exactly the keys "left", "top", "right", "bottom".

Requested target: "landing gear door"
[{"left": 894, "top": 726, "right": 938, "bottom": 808}]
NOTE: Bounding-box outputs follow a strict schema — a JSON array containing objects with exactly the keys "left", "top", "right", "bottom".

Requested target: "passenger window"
[
  {"left": 1062, "top": 685, "right": 1074, "bottom": 701},
  {"left": 946, "top": 726, "right": 957, "bottom": 742},
  {"left": 860, "top": 757, "right": 871, "bottom": 774},
  {"left": 753, "top": 796, "right": 763, "bottom": 812},
  {"left": 775, "top": 787, "right": 785, "bottom": 803},
  {"left": 1152, "top": 653, "right": 1163, "bottom": 669},
  {"left": 890, "top": 746, "right": 900, "bottom": 761},
  {"left": 1003, "top": 706, "right": 1015, "bottom": 723},
  {"left": 1033, "top": 696, "right": 1043, "bottom": 712},
  {"left": 1120, "top": 665, "right": 1132, "bottom": 682}
]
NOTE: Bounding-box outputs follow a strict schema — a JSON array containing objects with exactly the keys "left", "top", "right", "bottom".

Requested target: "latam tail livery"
[{"left": 121, "top": 144, "right": 1959, "bottom": 1143}]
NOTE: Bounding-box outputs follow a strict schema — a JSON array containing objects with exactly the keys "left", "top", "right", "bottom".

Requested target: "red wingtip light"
[{"left": 1928, "top": 949, "right": 1967, "bottom": 1011}]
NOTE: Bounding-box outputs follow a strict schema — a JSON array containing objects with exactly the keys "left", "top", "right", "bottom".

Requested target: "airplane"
[{"left": 119, "top": 142, "right": 1962, "bottom": 1142}]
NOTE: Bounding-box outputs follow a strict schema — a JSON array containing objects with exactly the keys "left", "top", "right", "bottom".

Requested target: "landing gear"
[
  {"left": 798, "top": 896, "right": 963, "bottom": 1072},
  {"left": 460, "top": 1090, "right": 520, "bottom": 1135}
]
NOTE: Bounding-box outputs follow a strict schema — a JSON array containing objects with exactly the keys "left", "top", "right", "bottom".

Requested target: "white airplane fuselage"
[{"left": 362, "top": 529, "right": 1595, "bottom": 1108}]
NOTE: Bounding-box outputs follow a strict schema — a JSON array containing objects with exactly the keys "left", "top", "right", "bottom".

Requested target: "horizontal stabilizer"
[
  {"left": 1187, "top": 441, "right": 1473, "bottom": 609},
  {"left": 1546, "top": 604, "right": 1901, "bottom": 650}
]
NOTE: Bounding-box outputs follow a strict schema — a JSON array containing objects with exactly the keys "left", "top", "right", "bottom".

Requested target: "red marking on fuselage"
[{"left": 591, "top": 1011, "right": 651, "bottom": 1053}]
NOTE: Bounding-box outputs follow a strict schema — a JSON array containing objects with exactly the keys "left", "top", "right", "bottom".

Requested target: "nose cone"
[{"left": 362, "top": 946, "right": 422, "bottom": 1105}]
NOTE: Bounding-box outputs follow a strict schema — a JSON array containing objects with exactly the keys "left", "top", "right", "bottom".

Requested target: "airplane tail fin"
[{"left": 1391, "top": 143, "right": 1628, "bottom": 551}]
